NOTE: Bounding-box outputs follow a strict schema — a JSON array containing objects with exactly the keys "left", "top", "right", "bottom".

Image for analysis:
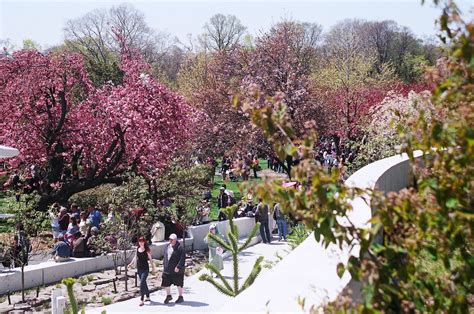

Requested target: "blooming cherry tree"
[{"left": 0, "top": 48, "right": 194, "bottom": 210}]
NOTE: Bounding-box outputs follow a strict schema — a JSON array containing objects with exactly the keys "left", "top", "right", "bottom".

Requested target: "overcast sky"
[{"left": 1, "top": 0, "right": 473, "bottom": 49}]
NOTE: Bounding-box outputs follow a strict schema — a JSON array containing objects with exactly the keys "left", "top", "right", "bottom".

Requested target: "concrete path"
[{"left": 89, "top": 241, "right": 290, "bottom": 313}]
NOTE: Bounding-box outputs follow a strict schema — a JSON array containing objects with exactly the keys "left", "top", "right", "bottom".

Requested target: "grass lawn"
[
  {"left": 0, "top": 193, "right": 19, "bottom": 233},
  {"left": 208, "top": 158, "right": 267, "bottom": 220}
]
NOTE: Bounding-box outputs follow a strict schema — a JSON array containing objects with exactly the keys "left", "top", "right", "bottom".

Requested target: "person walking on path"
[
  {"left": 204, "top": 224, "right": 225, "bottom": 277},
  {"left": 130, "top": 236, "right": 156, "bottom": 306},
  {"left": 273, "top": 203, "right": 288, "bottom": 241},
  {"left": 162, "top": 233, "right": 185, "bottom": 304},
  {"left": 255, "top": 199, "right": 271, "bottom": 243}
]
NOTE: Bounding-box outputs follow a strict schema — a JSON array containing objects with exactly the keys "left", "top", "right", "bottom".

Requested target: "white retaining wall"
[
  {"left": 221, "top": 151, "right": 422, "bottom": 312},
  {"left": 0, "top": 216, "right": 270, "bottom": 295}
]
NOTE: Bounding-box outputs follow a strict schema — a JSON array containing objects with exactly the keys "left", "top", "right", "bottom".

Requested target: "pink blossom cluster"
[{"left": 0, "top": 48, "right": 195, "bottom": 179}]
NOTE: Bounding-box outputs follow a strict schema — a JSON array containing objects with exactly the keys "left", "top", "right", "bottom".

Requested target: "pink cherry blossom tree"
[{"left": 0, "top": 48, "right": 195, "bottom": 210}]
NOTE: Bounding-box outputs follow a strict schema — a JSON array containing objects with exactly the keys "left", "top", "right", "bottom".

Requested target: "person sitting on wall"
[
  {"left": 58, "top": 207, "right": 70, "bottom": 237},
  {"left": 195, "top": 199, "right": 211, "bottom": 225},
  {"left": 72, "top": 232, "right": 87, "bottom": 258},
  {"left": 243, "top": 194, "right": 255, "bottom": 217},
  {"left": 51, "top": 235, "right": 71, "bottom": 262},
  {"left": 87, "top": 227, "right": 100, "bottom": 257},
  {"left": 88, "top": 207, "right": 102, "bottom": 229},
  {"left": 65, "top": 216, "right": 79, "bottom": 243}
]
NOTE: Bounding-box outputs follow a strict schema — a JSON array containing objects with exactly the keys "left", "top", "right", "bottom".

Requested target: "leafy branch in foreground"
[{"left": 235, "top": 2, "right": 473, "bottom": 308}]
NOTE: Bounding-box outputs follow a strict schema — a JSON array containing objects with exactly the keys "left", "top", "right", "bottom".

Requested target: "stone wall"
[{"left": 0, "top": 215, "right": 272, "bottom": 295}]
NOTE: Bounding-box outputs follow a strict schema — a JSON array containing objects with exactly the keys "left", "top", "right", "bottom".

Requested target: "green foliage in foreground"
[
  {"left": 62, "top": 278, "right": 78, "bottom": 314},
  {"left": 287, "top": 224, "right": 310, "bottom": 250},
  {"left": 237, "top": 2, "right": 473, "bottom": 311},
  {"left": 199, "top": 205, "right": 263, "bottom": 297}
]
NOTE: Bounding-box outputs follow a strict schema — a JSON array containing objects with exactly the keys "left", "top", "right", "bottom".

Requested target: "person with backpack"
[
  {"left": 255, "top": 199, "right": 271, "bottom": 244},
  {"left": 273, "top": 203, "right": 288, "bottom": 241}
]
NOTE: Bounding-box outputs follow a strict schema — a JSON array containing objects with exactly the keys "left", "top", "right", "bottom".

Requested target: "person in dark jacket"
[
  {"left": 217, "top": 186, "right": 229, "bottom": 221},
  {"left": 72, "top": 232, "right": 86, "bottom": 258},
  {"left": 255, "top": 199, "right": 271, "bottom": 243},
  {"left": 162, "top": 233, "right": 185, "bottom": 304}
]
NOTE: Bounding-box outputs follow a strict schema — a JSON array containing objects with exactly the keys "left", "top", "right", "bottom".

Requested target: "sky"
[{"left": 1, "top": 0, "right": 473, "bottom": 49}]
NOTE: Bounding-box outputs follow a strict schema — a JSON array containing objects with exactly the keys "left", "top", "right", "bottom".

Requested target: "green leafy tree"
[
  {"left": 151, "top": 159, "right": 214, "bottom": 236},
  {"left": 199, "top": 205, "right": 263, "bottom": 297}
]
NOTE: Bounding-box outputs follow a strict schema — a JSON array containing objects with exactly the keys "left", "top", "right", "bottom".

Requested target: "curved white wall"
[{"left": 221, "top": 151, "right": 422, "bottom": 312}]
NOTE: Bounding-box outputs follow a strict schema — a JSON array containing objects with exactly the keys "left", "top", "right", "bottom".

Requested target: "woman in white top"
[{"left": 78, "top": 211, "right": 90, "bottom": 236}]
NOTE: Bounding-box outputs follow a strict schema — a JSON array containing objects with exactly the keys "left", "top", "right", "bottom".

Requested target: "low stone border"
[{"left": 0, "top": 216, "right": 271, "bottom": 295}]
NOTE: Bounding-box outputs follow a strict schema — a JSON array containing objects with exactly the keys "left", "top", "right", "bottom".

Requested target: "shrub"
[
  {"left": 101, "top": 296, "right": 113, "bottom": 305},
  {"left": 287, "top": 224, "right": 310, "bottom": 249}
]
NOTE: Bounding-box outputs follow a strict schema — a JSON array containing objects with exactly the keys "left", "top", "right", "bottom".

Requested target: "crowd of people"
[
  {"left": 1, "top": 144, "right": 348, "bottom": 306},
  {"left": 220, "top": 153, "right": 260, "bottom": 182},
  {"left": 48, "top": 203, "right": 106, "bottom": 261},
  {"left": 195, "top": 182, "right": 289, "bottom": 245}
]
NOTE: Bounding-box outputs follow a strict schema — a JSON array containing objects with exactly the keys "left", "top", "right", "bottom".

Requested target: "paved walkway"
[{"left": 89, "top": 241, "right": 290, "bottom": 313}]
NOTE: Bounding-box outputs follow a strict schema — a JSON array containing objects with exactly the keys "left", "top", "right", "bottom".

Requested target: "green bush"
[
  {"left": 101, "top": 296, "right": 113, "bottom": 305},
  {"left": 78, "top": 276, "right": 89, "bottom": 286},
  {"left": 287, "top": 224, "right": 310, "bottom": 249},
  {"left": 199, "top": 205, "right": 263, "bottom": 297},
  {"left": 11, "top": 193, "right": 49, "bottom": 236}
]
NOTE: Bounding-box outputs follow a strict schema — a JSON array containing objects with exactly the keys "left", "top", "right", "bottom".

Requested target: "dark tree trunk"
[
  {"left": 35, "top": 123, "right": 127, "bottom": 211},
  {"left": 21, "top": 265, "right": 25, "bottom": 302},
  {"left": 35, "top": 176, "right": 124, "bottom": 211},
  {"left": 146, "top": 178, "right": 159, "bottom": 207}
]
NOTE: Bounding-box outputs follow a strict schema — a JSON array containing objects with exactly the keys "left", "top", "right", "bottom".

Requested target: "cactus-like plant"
[
  {"left": 62, "top": 278, "right": 78, "bottom": 314},
  {"left": 199, "top": 205, "right": 263, "bottom": 297}
]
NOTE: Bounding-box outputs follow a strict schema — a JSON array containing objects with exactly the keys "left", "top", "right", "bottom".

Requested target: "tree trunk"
[
  {"left": 35, "top": 176, "right": 124, "bottom": 211},
  {"left": 124, "top": 250, "right": 128, "bottom": 292},
  {"left": 21, "top": 265, "right": 25, "bottom": 302}
]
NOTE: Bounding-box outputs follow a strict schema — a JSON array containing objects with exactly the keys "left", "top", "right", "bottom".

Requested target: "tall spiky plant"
[
  {"left": 62, "top": 278, "right": 78, "bottom": 314},
  {"left": 199, "top": 205, "right": 264, "bottom": 296}
]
